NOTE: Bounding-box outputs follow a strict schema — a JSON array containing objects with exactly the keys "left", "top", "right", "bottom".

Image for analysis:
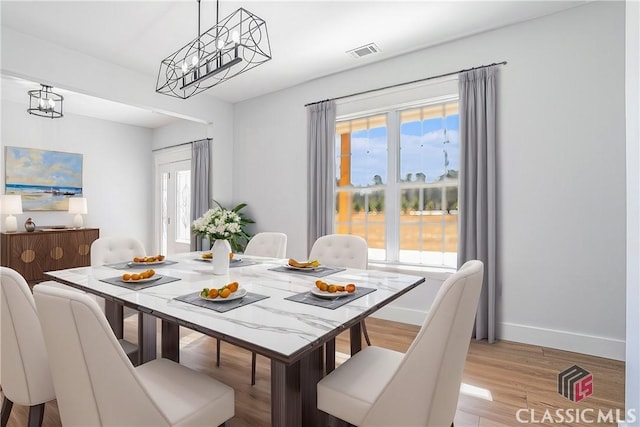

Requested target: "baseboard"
[
  {"left": 369, "top": 310, "right": 625, "bottom": 361},
  {"left": 500, "top": 322, "right": 625, "bottom": 361}
]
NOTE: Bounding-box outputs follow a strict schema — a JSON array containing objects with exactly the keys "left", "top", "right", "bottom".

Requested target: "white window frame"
[{"left": 335, "top": 87, "right": 459, "bottom": 268}]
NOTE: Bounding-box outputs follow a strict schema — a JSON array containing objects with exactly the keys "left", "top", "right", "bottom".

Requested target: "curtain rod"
[
  {"left": 152, "top": 138, "right": 212, "bottom": 152},
  {"left": 304, "top": 61, "right": 507, "bottom": 107}
]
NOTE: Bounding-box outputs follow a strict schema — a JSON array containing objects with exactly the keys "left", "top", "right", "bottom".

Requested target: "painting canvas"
[{"left": 5, "top": 146, "right": 83, "bottom": 211}]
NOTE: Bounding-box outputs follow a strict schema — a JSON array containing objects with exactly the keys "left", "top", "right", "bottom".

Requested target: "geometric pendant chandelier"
[
  {"left": 156, "top": 0, "right": 271, "bottom": 99},
  {"left": 27, "top": 84, "right": 64, "bottom": 118}
]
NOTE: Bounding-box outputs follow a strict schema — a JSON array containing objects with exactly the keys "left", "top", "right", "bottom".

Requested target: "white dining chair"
[
  {"left": 33, "top": 284, "right": 235, "bottom": 427},
  {"left": 0, "top": 267, "right": 56, "bottom": 427},
  {"left": 41, "top": 236, "right": 147, "bottom": 363},
  {"left": 235, "top": 232, "right": 288, "bottom": 384},
  {"left": 309, "top": 234, "right": 372, "bottom": 347},
  {"left": 90, "top": 236, "right": 146, "bottom": 361},
  {"left": 317, "top": 260, "right": 484, "bottom": 426},
  {"left": 244, "top": 232, "right": 288, "bottom": 259},
  {"left": 90, "top": 236, "right": 147, "bottom": 266}
]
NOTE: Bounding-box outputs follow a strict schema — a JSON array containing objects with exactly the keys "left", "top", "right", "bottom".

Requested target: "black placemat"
[
  {"left": 105, "top": 260, "right": 178, "bottom": 270},
  {"left": 100, "top": 275, "right": 181, "bottom": 290},
  {"left": 268, "top": 266, "right": 346, "bottom": 278},
  {"left": 175, "top": 291, "right": 269, "bottom": 313},
  {"left": 285, "top": 287, "right": 376, "bottom": 309},
  {"left": 193, "top": 258, "right": 257, "bottom": 268}
]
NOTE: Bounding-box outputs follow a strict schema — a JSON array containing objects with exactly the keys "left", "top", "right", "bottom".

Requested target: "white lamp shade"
[
  {"left": 1, "top": 195, "right": 23, "bottom": 214},
  {"left": 68, "top": 197, "right": 88, "bottom": 214}
]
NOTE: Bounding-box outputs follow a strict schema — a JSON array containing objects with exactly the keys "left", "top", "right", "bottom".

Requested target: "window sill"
[{"left": 368, "top": 261, "right": 454, "bottom": 281}]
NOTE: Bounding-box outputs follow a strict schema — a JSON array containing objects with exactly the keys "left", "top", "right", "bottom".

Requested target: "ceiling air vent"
[{"left": 347, "top": 43, "right": 381, "bottom": 58}]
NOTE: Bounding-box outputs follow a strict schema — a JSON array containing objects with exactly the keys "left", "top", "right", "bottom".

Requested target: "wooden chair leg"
[
  {"left": 251, "top": 352, "right": 257, "bottom": 385},
  {"left": 1, "top": 397, "right": 13, "bottom": 427},
  {"left": 216, "top": 338, "right": 221, "bottom": 367},
  {"left": 361, "top": 320, "right": 372, "bottom": 346},
  {"left": 27, "top": 403, "right": 45, "bottom": 427}
]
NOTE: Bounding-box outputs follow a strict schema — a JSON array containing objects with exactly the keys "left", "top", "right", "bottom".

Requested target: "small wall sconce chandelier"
[
  {"left": 156, "top": 0, "right": 272, "bottom": 99},
  {"left": 28, "top": 84, "right": 64, "bottom": 118}
]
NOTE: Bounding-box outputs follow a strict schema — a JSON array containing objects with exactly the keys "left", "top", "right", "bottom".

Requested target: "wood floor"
[{"left": 2, "top": 317, "right": 625, "bottom": 426}]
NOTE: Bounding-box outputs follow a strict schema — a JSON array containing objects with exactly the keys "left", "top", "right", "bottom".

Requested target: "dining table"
[{"left": 44, "top": 251, "right": 425, "bottom": 427}]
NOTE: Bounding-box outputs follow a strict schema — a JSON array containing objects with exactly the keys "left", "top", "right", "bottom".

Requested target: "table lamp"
[
  {"left": 1, "top": 195, "right": 23, "bottom": 232},
  {"left": 68, "top": 197, "right": 87, "bottom": 228}
]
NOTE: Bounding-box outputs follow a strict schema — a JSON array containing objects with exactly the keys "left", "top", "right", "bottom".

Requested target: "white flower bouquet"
[{"left": 191, "top": 202, "right": 254, "bottom": 252}]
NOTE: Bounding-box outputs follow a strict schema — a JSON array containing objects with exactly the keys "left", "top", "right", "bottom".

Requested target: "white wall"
[
  {"left": 233, "top": 2, "right": 627, "bottom": 359},
  {"left": 151, "top": 102, "right": 235, "bottom": 208},
  {"left": 1, "top": 98, "right": 154, "bottom": 249},
  {"left": 625, "top": 0, "right": 640, "bottom": 423}
]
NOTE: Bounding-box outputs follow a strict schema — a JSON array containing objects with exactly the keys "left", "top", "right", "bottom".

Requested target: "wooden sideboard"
[{"left": 1, "top": 228, "right": 99, "bottom": 284}]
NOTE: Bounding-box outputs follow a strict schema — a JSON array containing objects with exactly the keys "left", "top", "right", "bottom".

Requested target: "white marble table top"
[{"left": 45, "top": 252, "right": 425, "bottom": 362}]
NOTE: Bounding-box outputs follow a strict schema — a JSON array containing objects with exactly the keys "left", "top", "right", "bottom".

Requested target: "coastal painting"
[{"left": 4, "top": 146, "right": 83, "bottom": 211}]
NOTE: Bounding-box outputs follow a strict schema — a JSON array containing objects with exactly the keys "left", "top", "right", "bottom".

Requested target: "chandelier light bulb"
[
  {"left": 48, "top": 98, "right": 55, "bottom": 108},
  {"left": 181, "top": 61, "right": 188, "bottom": 74},
  {"left": 38, "top": 98, "right": 46, "bottom": 109},
  {"left": 192, "top": 55, "right": 199, "bottom": 67},
  {"left": 216, "top": 38, "right": 225, "bottom": 50},
  {"left": 231, "top": 31, "right": 240, "bottom": 44}
]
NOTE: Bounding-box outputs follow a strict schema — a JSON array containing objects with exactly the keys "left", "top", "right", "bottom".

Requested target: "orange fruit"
[
  {"left": 319, "top": 282, "right": 328, "bottom": 291},
  {"left": 208, "top": 288, "right": 219, "bottom": 298},
  {"left": 346, "top": 284, "right": 356, "bottom": 293},
  {"left": 139, "top": 271, "right": 148, "bottom": 279},
  {"left": 122, "top": 273, "right": 131, "bottom": 281},
  {"left": 228, "top": 282, "right": 239, "bottom": 292},
  {"left": 148, "top": 269, "right": 155, "bottom": 277},
  {"left": 328, "top": 285, "right": 337, "bottom": 293},
  {"left": 133, "top": 257, "right": 140, "bottom": 263},
  {"left": 219, "top": 288, "right": 231, "bottom": 298},
  {"left": 315, "top": 280, "right": 324, "bottom": 289},
  {"left": 157, "top": 255, "right": 165, "bottom": 261},
  {"left": 337, "top": 285, "right": 345, "bottom": 292},
  {"left": 131, "top": 273, "right": 140, "bottom": 281}
]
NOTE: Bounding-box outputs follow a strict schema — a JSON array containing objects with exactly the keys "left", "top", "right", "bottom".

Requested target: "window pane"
[
  {"left": 161, "top": 172, "right": 169, "bottom": 255},
  {"left": 335, "top": 189, "right": 385, "bottom": 261},
  {"left": 175, "top": 170, "right": 191, "bottom": 243},
  {"left": 400, "top": 103, "right": 459, "bottom": 184},
  {"left": 336, "top": 114, "right": 387, "bottom": 187},
  {"left": 399, "top": 185, "right": 457, "bottom": 266}
]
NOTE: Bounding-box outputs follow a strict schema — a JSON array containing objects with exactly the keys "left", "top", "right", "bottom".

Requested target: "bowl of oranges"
[
  {"left": 311, "top": 280, "right": 356, "bottom": 298},
  {"left": 129, "top": 255, "right": 166, "bottom": 266},
  {"left": 199, "top": 281, "right": 246, "bottom": 301},
  {"left": 121, "top": 269, "right": 159, "bottom": 283}
]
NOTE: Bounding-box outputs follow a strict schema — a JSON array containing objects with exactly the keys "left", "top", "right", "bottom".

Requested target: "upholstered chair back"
[
  {"left": 91, "top": 236, "right": 146, "bottom": 265},
  {"left": 0, "top": 267, "right": 56, "bottom": 407},
  {"left": 33, "top": 284, "right": 171, "bottom": 426},
  {"left": 244, "top": 232, "right": 287, "bottom": 258},
  {"left": 309, "top": 234, "right": 368, "bottom": 269},
  {"left": 360, "top": 260, "right": 484, "bottom": 426}
]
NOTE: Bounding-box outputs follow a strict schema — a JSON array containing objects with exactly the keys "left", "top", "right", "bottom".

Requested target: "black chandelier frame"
[
  {"left": 156, "top": 0, "right": 272, "bottom": 99},
  {"left": 27, "top": 84, "right": 64, "bottom": 119}
]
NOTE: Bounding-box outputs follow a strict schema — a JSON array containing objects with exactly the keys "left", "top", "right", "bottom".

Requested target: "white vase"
[{"left": 211, "top": 239, "right": 231, "bottom": 275}]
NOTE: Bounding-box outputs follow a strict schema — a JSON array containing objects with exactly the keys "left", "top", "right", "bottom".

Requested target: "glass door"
[{"left": 157, "top": 160, "right": 191, "bottom": 255}]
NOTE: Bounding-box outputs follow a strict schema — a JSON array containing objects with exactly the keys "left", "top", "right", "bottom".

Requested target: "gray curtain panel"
[
  {"left": 191, "top": 139, "right": 211, "bottom": 251},
  {"left": 458, "top": 66, "right": 497, "bottom": 343},
  {"left": 307, "top": 100, "right": 337, "bottom": 254}
]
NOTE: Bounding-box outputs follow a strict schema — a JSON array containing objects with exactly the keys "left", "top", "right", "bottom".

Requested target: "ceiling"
[{"left": 1, "top": 1, "right": 587, "bottom": 128}]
